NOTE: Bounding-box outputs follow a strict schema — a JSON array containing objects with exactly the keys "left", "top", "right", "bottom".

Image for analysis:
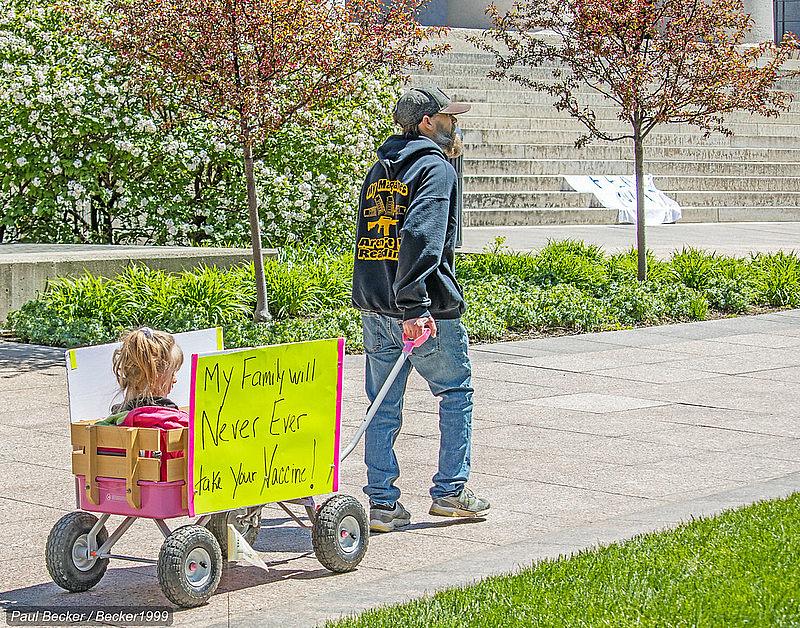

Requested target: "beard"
[{"left": 432, "top": 126, "right": 464, "bottom": 159}]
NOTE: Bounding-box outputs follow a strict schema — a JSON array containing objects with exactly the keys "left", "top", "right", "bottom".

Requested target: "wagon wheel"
[
  {"left": 157, "top": 525, "right": 222, "bottom": 608},
  {"left": 312, "top": 495, "right": 368, "bottom": 573}
]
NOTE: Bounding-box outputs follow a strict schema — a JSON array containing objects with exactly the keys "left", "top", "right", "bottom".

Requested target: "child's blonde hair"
[{"left": 112, "top": 327, "right": 183, "bottom": 405}]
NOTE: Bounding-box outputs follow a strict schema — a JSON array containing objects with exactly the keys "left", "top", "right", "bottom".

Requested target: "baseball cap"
[{"left": 393, "top": 86, "right": 471, "bottom": 127}]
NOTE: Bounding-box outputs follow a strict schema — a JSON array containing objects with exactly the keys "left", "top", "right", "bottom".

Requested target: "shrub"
[
  {"left": 751, "top": 251, "right": 800, "bottom": 307},
  {"left": 534, "top": 284, "right": 620, "bottom": 333},
  {"left": 607, "top": 248, "right": 669, "bottom": 286},
  {"left": 463, "top": 278, "right": 541, "bottom": 337},
  {"left": 706, "top": 277, "right": 752, "bottom": 313},
  {"left": 4, "top": 242, "right": 793, "bottom": 350},
  {"left": 669, "top": 247, "right": 719, "bottom": 291},
  {"left": 463, "top": 309, "right": 507, "bottom": 342},
  {"left": 608, "top": 282, "right": 665, "bottom": 325},
  {"left": 223, "top": 308, "right": 363, "bottom": 352},
  {"left": 6, "top": 301, "right": 116, "bottom": 346},
  {"left": 529, "top": 240, "right": 610, "bottom": 294},
  {"left": 457, "top": 252, "right": 540, "bottom": 286},
  {"left": 655, "top": 283, "right": 710, "bottom": 321}
]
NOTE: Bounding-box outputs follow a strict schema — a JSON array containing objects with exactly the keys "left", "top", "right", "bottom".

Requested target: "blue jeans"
[{"left": 361, "top": 312, "right": 474, "bottom": 506}]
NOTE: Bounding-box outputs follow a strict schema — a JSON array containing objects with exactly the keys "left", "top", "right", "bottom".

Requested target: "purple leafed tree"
[{"left": 475, "top": 0, "right": 799, "bottom": 280}]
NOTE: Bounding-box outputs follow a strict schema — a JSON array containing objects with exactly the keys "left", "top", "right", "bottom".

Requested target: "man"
[{"left": 351, "top": 86, "right": 490, "bottom": 533}]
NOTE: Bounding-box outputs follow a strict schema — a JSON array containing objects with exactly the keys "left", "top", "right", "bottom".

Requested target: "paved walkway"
[
  {"left": 461, "top": 222, "right": 800, "bottom": 257},
  {"left": 2, "top": 311, "right": 800, "bottom": 626}
]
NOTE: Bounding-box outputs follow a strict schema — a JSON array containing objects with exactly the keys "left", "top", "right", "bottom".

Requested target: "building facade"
[{"left": 418, "top": 1, "right": 793, "bottom": 44}]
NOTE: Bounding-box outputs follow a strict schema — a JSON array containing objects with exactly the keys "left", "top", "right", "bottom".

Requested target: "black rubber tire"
[
  {"left": 45, "top": 511, "right": 109, "bottom": 592},
  {"left": 311, "top": 495, "right": 369, "bottom": 573},
  {"left": 206, "top": 507, "right": 261, "bottom": 560},
  {"left": 157, "top": 525, "right": 222, "bottom": 608}
]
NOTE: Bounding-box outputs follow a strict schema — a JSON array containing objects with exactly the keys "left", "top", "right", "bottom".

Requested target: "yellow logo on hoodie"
[{"left": 359, "top": 178, "right": 407, "bottom": 261}]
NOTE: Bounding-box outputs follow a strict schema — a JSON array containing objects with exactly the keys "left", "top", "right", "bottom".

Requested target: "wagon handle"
[
  {"left": 339, "top": 328, "right": 431, "bottom": 462},
  {"left": 402, "top": 327, "right": 432, "bottom": 354}
]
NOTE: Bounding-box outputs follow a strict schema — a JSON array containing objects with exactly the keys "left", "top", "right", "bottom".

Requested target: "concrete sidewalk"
[
  {"left": 2, "top": 311, "right": 800, "bottom": 627},
  {"left": 461, "top": 221, "right": 800, "bottom": 258}
]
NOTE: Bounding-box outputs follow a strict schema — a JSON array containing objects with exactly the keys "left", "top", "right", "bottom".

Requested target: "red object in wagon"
[{"left": 98, "top": 405, "right": 188, "bottom": 481}]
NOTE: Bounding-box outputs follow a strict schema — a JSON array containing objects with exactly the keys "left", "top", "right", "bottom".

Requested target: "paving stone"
[
  {"left": 0, "top": 427, "right": 72, "bottom": 470},
  {"left": 471, "top": 343, "right": 561, "bottom": 359},
  {"left": 519, "top": 347, "right": 683, "bottom": 373},
  {"left": 580, "top": 328, "right": 689, "bottom": 349},
  {"left": 639, "top": 375, "right": 794, "bottom": 414},
  {"left": 503, "top": 411, "right": 670, "bottom": 438},
  {"left": 725, "top": 437, "right": 800, "bottom": 462},
  {"left": 591, "top": 363, "right": 722, "bottom": 384},
  {"left": 472, "top": 423, "right": 598, "bottom": 456},
  {"left": 566, "top": 436, "right": 698, "bottom": 467},
  {"left": 521, "top": 392, "right": 671, "bottom": 414},
  {"left": 471, "top": 449, "right": 620, "bottom": 488},
  {"left": 720, "top": 414, "right": 800, "bottom": 439},
  {"left": 740, "top": 365, "right": 800, "bottom": 384},
  {"left": 606, "top": 402, "right": 771, "bottom": 429},
  {"left": 705, "top": 332, "right": 800, "bottom": 349},
  {"left": 498, "top": 336, "right": 623, "bottom": 354},
  {"left": 657, "top": 452, "right": 800, "bottom": 487},
  {"left": 471, "top": 377, "right": 558, "bottom": 402},
  {"left": 481, "top": 480, "right": 659, "bottom": 522},
  {"left": 622, "top": 424, "right": 787, "bottom": 453},
  {"left": 675, "top": 348, "right": 800, "bottom": 375},
  {"left": 588, "top": 458, "right": 740, "bottom": 499},
  {"left": 643, "top": 339, "right": 753, "bottom": 356}
]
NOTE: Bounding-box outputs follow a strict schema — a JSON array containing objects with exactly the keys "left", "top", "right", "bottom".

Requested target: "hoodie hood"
[{"left": 376, "top": 135, "right": 445, "bottom": 179}]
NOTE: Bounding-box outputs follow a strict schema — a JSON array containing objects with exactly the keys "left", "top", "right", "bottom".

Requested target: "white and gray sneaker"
[
  {"left": 369, "top": 501, "right": 411, "bottom": 533},
  {"left": 429, "top": 487, "right": 490, "bottom": 518}
]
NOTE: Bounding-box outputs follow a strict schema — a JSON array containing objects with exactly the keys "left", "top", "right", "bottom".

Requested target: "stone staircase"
[{"left": 410, "top": 30, "right": 800, "bottom": 226}]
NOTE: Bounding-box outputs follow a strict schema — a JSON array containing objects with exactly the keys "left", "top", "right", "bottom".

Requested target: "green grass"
[{"left": 330, "top": 493, "right": 800, "bottom": 627}]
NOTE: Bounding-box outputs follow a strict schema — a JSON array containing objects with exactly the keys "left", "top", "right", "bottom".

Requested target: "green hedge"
[{"left": 6, "top": 241, "right": 800, "bottom": 350}]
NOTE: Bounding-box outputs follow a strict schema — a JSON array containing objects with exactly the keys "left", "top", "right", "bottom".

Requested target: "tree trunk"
[
  {"left": 633, "top": 130, "right": 647, "bottom": 282},
  {"left": 241, "top": 122, "right": 271, "bottom": 322}
]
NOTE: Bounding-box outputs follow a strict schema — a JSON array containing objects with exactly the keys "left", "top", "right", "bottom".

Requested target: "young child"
[{"left": 98, "top": 327, "right": 188, "bottom": 480}]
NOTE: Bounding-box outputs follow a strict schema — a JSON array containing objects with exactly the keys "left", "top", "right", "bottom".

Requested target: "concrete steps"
[
  {"left": 462, "top": 128, "right": 800, "bottom": 148},
  {"left": 421, "top": 73, "right": 800, "bottom": 95},
  {"left": 463, "top": 117, "right": 800, "bottom": 136},
  {"left": 409, "top": 30, "right": 800, "bottom": 226},
  {"left": 465, "top": 174, "right": 800, "bottom": 193},
  {"left": 464, "top": 143, "right": 800, "bottom": 162},
  {"left": 464, "top": 190, "right": 800, "bottom": 209},
  {"left": 463, "top": 205, "right": 800, "bottom": 226},
  {"left": 464, "top": 159, "right": 800, "bottom": 177}
]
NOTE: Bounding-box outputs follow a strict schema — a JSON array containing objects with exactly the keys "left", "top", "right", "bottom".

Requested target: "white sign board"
[
  {"left": 65, "top": 328, "right": 222, "bottom": 423},
  {"left": 565, "top": 175, "right": 681, "bottom": 225}
]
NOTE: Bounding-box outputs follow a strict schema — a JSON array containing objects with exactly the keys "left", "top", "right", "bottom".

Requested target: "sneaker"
[
  {"left": 429, "top": 487, "right": 490, "bottom": 518},
  {"left": 369, "top": 501, "right": 411, "bottom": 533}
]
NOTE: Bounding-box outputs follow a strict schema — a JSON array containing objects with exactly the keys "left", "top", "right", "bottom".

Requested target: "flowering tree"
[
  {"left": 476, "top": 0, "right": 799, "bottom": 280},
  {"left": 0, "top": 0, "right": 243, "bottom": 245},
  {"left": 0, "top": 0, "right": 398, "bottom": 248},
  {"left": 82, "top": 0, "right": 440, "bottom": 321}
]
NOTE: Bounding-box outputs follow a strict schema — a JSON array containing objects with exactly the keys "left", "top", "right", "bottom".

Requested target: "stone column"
[
  {"left": 742, "top": 0, "right": 776, "bottom": 42},
  {"left": 447, "top": 0, "right": 515, "bottom": 29},
  {"left": 417, "top": 0, "right": 448, "bottom": 26}
]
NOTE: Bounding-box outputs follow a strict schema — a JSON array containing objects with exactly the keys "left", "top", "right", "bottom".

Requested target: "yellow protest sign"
[{"left": 188, "top": 338, "right": 344, "bottom": 516}]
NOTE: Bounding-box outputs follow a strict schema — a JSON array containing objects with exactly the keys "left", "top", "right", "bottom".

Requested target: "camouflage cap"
[{"left": 393, "top": 86, "right": 471, "bottom": 127}]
